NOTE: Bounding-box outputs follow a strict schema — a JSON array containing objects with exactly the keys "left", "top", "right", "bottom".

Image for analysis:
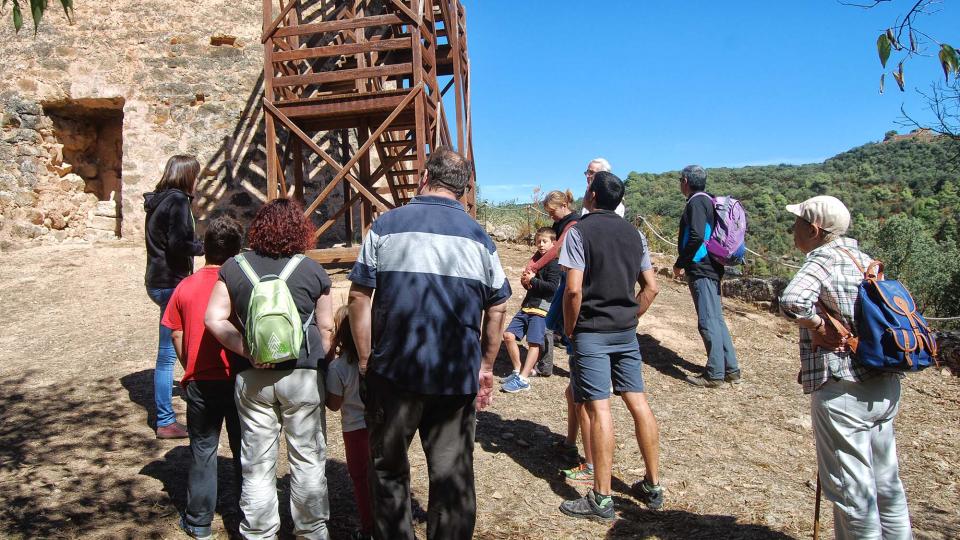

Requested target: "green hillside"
[{"left": 623, "top": 133, "right": 960, "bottom": 320}]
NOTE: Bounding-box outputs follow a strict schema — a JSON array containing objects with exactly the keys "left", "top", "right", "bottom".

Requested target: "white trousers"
[
  {"left": 812, "top": 374, "right": 912, "bottom": 540},
  {"left": 235, "top": 368, "right": 329, "bottom": 540}
]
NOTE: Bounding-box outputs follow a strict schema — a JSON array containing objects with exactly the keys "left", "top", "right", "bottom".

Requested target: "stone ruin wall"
[{"left": 0, "top": 1, "right": 356, "bottom": 251}]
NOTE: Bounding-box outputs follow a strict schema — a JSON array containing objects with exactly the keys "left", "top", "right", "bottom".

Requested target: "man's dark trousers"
[
  {"left": 184, "top": 380, "right": 242, "bottom": 529},
  {"left": 688, "top": 276, "right": 740, "bottom": 380},
  {"left": 365, "top": 372, "right": 477, "bottom": 540}
]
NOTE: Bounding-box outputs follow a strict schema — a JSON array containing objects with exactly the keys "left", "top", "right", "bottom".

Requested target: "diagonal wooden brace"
[{"left": 263, "top": 101, "right": 395, "bottom": 215}]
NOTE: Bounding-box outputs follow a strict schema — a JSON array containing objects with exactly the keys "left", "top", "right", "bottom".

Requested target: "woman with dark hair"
[
  {"left": 144, "top": 155, "right": 204, "bottom": 439},
  {"left": 205, "top": 198, "right": 334, "bottom": 540}
]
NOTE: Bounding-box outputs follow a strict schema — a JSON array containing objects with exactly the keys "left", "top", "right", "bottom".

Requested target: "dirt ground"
[{"left": 0, "top": 241, "right": 957, "bottom": 540}]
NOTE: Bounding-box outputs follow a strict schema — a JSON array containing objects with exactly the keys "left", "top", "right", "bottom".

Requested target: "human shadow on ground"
[
  {"left": 141, "top": 444, "right": 362, "bottom": 539},
  {"left": 637, "top": 333, "right": 704, "bottom": 382},
  {"left": 476, "top": 411, "right": 633, "bottom": 502},
  {"left": 605, "top": 495, "right": 795, "bottom": 539},
  {"left": 0, "top": 371, "right": 173, "bottom": 537},
  {"left": 120, "top": 368, "right": 184, "bottom": 431}
]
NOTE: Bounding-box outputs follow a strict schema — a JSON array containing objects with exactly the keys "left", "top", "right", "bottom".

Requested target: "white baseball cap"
[{"left": 785, "top": 195, "right": 851, "bottom": 235}]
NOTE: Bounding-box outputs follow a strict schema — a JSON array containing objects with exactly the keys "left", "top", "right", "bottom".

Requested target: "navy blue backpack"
[{"left": 824, "top": 248, "right": 939, "bottom": 372}]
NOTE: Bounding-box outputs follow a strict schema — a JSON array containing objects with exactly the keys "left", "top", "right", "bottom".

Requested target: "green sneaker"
[
  {"left": 559, "top": 489, "right": 615, "bottom": 522},
  {"left": 632, "top": 479, "right": 664, "bottom": 510},
  {"left": 562, "top": 462, "right": 595, "bottom": 485}
]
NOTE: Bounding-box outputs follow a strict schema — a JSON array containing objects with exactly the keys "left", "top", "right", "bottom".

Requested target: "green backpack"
[{"left": 235, "top": 253, "right": 313, "bottom": 364}]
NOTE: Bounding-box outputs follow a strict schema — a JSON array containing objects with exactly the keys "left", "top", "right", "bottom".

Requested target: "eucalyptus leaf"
[
  {"left": 877, "top": 32, "right": 892, "bottom": 68},
  {"left": 28, "top": 0, "right": 43, "bottom": 33},
  {"left": 880, "top": 73, "right": 885, "bottom": 95},
  {"left": 893, "top": 62, "right": 905, "bottom": 91},
  {"left": 12, "top": 0, "right": 21, "bottom": 32},
  {"left": 940, "top": 44, "right": 959, "bottom": 81},
  {"left": 886, "top": 28, "right": 900, "bottom": 50}
]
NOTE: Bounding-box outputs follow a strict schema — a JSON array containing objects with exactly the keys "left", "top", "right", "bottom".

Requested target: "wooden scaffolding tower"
[{"left": 261, "top": 0, "right": 474, "bottom": 264}]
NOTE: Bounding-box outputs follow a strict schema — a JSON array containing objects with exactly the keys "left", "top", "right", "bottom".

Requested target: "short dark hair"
[
  {"left": 535, "top": 226, "right": 556, "bottom": 240},
  {"left": 204, "top": 216, "right": 244, "bottom": 265},
  {"left": 425, "top": 146, "right": 472, "bottom": 199},
  {"left": 681, "top": 165, "right": 707, "bottom": 192},
  {"left": 589, "top": 171, "right": 625, "bottom": 211}
]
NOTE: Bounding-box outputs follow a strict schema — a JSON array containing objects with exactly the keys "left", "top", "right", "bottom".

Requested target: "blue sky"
[{"left": 460, "top": 1, "right": 959, "bottom": 202}]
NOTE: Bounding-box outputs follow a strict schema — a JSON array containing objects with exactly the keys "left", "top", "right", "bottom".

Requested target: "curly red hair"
[{"left": 247, "top": 199, "right": 316, "bottom": 257}]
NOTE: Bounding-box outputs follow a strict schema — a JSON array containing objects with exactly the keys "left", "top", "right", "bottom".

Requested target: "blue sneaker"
[
  {"left": 501, "top": 376, "right": 530, "bottom": 393},
  {"left": 499, "top": 371, "right": 519, "bottom": 384}
]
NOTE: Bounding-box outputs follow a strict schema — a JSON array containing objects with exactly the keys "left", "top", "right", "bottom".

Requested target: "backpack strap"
[
  {"left": 302, "top": 310, "right": 315, "bottom": 356},
  {"left": 234, "top": 253, "right": 261, "bottom": 286},
  {"left": 278, "top": 254, "right": 305, "bottom": 282}
]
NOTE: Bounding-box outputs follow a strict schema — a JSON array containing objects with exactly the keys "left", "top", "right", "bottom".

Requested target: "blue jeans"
[
  {"left": 687, "top": 276, "right": 739, "bottom": 380},
  {"left": 147, "top": 287, "right": 178, "bottom": 428}
]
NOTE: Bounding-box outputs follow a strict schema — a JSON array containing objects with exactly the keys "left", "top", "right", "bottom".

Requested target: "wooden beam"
[
  {"left": 298, "top": 84, "right": 423, "bottom": 216},
  {"left": 305, "top": 246, "right": 361, "bottom": 265},
  {"left": 263, "top": 100, "right": 398, "bottom": 214},
  {"left": 388, "top": 0, "right": 420, "bottom": 24},
  {"left": 272, "top": 38, "right": 411, "bottom": 63},
  {"left": 261, "top": 0, "right": 299, "bottom": 43},
  {"left": 272, "top": 63, "right": 413, "bottom": 89},
  {"left": 272, "top": 14, "right": 404, "bottom": 40}
]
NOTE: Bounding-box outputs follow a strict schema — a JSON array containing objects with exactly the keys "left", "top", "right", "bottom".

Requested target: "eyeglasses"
[{"left": 584, "top": 170, "right": 595, "bottom": 177}]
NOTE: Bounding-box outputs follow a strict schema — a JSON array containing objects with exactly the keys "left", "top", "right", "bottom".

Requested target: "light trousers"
[
  {"left": 812, "top": 374, "right": 912, "bottom": 540},
  {"left": 235, "top": 368, "right": 329, "bottom": 540}
]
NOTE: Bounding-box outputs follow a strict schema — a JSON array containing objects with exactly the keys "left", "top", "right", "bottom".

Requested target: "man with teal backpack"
[{"left": 779, "top": 195, "right": 912, "bottom": 540}]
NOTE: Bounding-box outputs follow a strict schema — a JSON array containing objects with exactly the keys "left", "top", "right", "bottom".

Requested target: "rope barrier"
[{"left": 637, "top": 214, "right": 805, "bottom": 269}]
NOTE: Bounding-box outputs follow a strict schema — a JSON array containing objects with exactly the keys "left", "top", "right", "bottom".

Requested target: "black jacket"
[
  {"left": 675, "top": 192, "right": 723, "bottom": 281},
  {"left": 521, "top": 256, "right": 561, "bottom": 312},
  {"left": 144, "top": 189, "right": 204, "bottom": 288}
]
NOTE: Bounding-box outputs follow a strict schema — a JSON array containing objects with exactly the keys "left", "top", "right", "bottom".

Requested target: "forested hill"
[{"left": 623, "top": 133, "right": 960, "bottom": 318}]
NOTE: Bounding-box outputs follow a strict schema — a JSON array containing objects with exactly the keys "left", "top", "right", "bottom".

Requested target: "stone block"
[
  {"left": 210, "top": 34, "right": 238, "bottom": 47},
  {"left": 4, "top": 129, "right": 41, "bottom": 144},
  {"left": 12, "top": 222, "right": 44, "bottom": 239},
  {"left": 61, "top": 173, "right": 86, "bottom": 191},
  {"left": 94, "top": 201, "right": 118, "bottom": 218},
  {"left": 55, "top": 163, "right": 75, "bottom": 178},
  {"left": 88, "top": 214, "right": 118, "bottom": 232}
]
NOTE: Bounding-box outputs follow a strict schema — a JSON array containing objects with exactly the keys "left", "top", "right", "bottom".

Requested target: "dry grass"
[{"left": 0, "top": 242, "right": 957, "bottom": 539}]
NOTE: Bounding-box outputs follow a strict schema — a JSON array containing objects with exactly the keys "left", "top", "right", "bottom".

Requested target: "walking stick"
[{"left": 813, "top": 473, "right": 822, "bottom": 540}]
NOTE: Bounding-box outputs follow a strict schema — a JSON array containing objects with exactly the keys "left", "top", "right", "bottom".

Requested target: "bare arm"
[
  {"left": 636, "top": 268, "right": 660, "bottom": 318},
  {"left": 348, "top": 284, "right": 374, "bottom": 375},
  {"left": 325, "top": 392, "right": 344, "bottom": 412},
  {"left": 563, "top": 268, "right": 584, "bottom": 338},
  {"left": 204, "top": 280, "right": 249, "bottom": 359},
  {"left": 315, "top": 291, "right": 335, "bottom": 362},
  {"left": 476, "top": 301, "right": 508, "bottom": 411},
  {"left": 171, "top": 330, "right": 186, "bottom": 369}
]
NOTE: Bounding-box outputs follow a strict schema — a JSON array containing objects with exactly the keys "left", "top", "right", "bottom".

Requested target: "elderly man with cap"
[{"left": 779, "top": 195, "right": 912, "bottom": 540}]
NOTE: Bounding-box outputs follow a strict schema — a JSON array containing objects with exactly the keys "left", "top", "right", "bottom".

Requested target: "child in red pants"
[{"left": 326, "top": 306, "right": 373, "bottom": 540}]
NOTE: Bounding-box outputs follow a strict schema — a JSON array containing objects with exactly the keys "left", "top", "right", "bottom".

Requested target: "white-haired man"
[{"left": 582, "top": 158, "right": 625, "bottom": 217}]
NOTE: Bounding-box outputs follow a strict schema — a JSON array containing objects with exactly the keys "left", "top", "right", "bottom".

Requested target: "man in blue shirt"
[{"left": 347, "top": 147, "right": 510, "bottom": 540}]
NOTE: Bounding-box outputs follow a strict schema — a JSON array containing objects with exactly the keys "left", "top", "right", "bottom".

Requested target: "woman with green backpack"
[{"left": 205, "top": 198, "right": 335, "bottom": 540}]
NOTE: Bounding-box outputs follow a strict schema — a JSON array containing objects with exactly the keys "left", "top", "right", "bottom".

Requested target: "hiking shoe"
[
  {"left": 179, "top": 516, "right": 213, "bottom": 540},
  {"left": 157, "top": 422, "right": 189, "bottom": 439},
  {"left": 501, "top": 376, "right": 530, "bottom": 393},
  {"left": 499, "top": 371, "right": 520, "bottom": 384},
  {"left": 685, "top": 374, "right": 723, "bottom": 388},
  {"left": 725, "top": 371, "right": 742, "bottom": 384},
  {"left": 559, "top": 489, "right": 615, "bottom": 522},
  {"left": 632, "top": 479, "right": 664, "bottom": 510},
  {"left": 562, "top": 462, "right": 595, "bottom": 485}
]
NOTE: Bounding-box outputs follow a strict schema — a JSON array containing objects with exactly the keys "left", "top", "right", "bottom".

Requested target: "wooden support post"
[
  {"left": 358, "top": 119, "right": 372, "bottom": 235},
  {"left": 293, "top": 137, "right": 304, "bottom": 203},
  {"left": 264, "top": 0, "right": 278, "bottom": 201}
]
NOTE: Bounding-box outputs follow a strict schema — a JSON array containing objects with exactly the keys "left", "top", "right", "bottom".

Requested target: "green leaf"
[
  {"left": 12, "top": 0, "right": 22, "bottom": 32},
  {"left": 879, "top": 73, "right": 885, "bottom": 95},
  {"left": 877, "top": 32, "right": 892, "bottom": 68},
  {"left": 940, "top": 44, "right": 959, "bottom": 81},
  {"left": 29, "top": 0, "right": 44, "bottom": 33}
]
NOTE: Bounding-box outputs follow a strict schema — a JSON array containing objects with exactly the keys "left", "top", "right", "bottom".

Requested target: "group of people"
[{"left": 142, "top": 148, "right": 912, "bottom": 539}]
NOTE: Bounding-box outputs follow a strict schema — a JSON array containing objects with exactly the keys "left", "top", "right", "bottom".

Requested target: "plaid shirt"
[{"left": 779, "top": 237, "right": 875, "bottom": 394}]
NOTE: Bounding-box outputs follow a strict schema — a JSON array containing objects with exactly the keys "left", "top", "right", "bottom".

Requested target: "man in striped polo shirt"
[{"left": 347, "top": 147, "right": 511, "bottom": 540}]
